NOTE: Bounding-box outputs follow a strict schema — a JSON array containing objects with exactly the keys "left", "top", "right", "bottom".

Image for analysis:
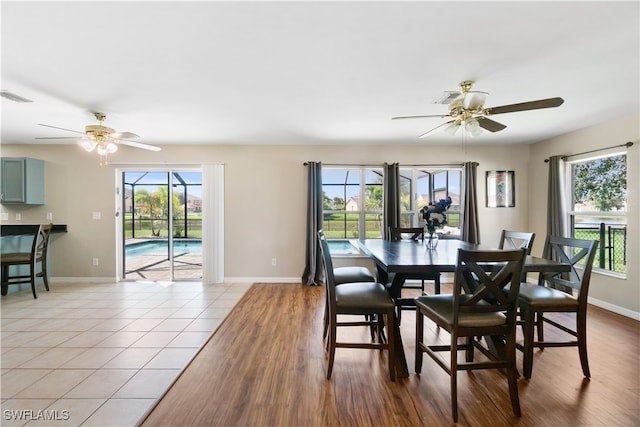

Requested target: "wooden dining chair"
[
  {"left": 317, "top": 230, "right": 376, "bottom": 341},
  {"left": 1, "top": 223, "right": 53, "bottom": 299},
  {"left": 516, "top": 235, "right": 598, "bottom": 379},
  {"left": 318, "top": 231, "right": 396, "bottom": 381},
  {"left": 415, "top": 248, "right": 527, "bottom": 422},
  {"left": 499, "top": 230, "right": 535, "bottom": 254},
  {"left": 388, "top": 227, "right": 441, "bottom": 324}
]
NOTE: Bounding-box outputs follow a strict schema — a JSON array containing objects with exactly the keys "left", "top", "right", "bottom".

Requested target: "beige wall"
[{"left": 1, "top": 114, "right": 638, "bottom": 315}]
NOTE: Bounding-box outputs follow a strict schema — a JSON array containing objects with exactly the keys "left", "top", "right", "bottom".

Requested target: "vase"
[{"left": 424, "top": 228, "right": 439, "bottom": 250}]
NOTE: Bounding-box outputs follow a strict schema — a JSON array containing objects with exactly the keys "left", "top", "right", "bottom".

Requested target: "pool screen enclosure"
[{"left": 122, "top": 170, "right": 203, "bottom": 281}]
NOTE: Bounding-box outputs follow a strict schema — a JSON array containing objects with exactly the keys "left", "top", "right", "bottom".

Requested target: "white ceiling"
[{"left": 1, "top": 1, "right": 639, "bottom": 148}]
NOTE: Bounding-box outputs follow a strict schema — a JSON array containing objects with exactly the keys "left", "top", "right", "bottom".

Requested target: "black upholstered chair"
[
  {"left": 318, "top": 231, "right": 396, "bottom": 381},
  {"left": 516, "top": 235, "right": 598, "bottom": 379},
  {"left": 317, "top": 230, "right": 376, "bottom": 340},
  {"left": 415, "top": 248, "right": 527, "bottom": 422}
]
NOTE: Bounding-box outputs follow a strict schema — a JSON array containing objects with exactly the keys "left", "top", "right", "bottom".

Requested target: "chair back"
[
  {"left": 539, "top": 235, "right": 598, "bottom": 303},
  {"left": 453, "top": 248, "right": 527, "bottom": 328},
  {"left": 389, "top": 227, "right": 424, "bottom": 242},
  {"left": 499, "top": 230, "right": 535, "bottom": 254},
  {"left": 317, "top": 231, "right": 337, "bottom": 298},
  {"left": 34, "top": 223, "right": 53, "bottom": 263}
]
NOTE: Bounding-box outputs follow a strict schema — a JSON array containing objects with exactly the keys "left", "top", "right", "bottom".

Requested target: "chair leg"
[
  {"left": 415, "top": 307, "right": 424, "bottom": 374},
  {"left": 326, "top": 316, "right": 337, "bottom": 380},
  {"left": 434, "top": 275, "right": 441, "bottom": 294},
  {"left": 41, "top": 260, "right": 50, "bottom": 292},
  {"left": 536, "top": 312, "right": 544, "bottom": 347},
  {"left": 386, "top": 310, "right": 396, "bottom": 382},
  {"left": 506, "top": 333, "right": 522, "bottom": 417},
  {"left": 577, "top": 311, "right": 590, "bottom": 378},
  {"left": 30, "top": 264, "right": 37, "bottom": 299},
  {"left": 522, "top": 307, "right": 536, "bottom": 379},
  {"left": 1, "top": 264, "right": 8, "bottom": 296},
  {"left": 451, "top": 337, "right": 459, "bottom": 423}
]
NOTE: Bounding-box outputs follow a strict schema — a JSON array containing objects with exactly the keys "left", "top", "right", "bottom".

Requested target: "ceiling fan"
[
  {"left": 392, "top": 81, "right": 564, "bottom": 138},
  {"left": 37, "top": 112, "right": 161, "bottom": 163}
]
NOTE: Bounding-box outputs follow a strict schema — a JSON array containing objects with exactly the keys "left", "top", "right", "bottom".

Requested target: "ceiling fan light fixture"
[
  {"left": 466, "top": 118, "right": 483, "bottom": 137},
  {"left": 80, "top": 138, "right": 97, "bottom": 152},
  {"left": 443, "top": 122, "right": 460, "bottom": 136}
]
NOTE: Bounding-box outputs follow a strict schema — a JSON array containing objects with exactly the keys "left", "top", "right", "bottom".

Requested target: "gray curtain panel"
[
  {"left": 302, "top": 162, "right": 323, "bottom": 286},
  {"left": 547, "top": 155, "right": 567, "bottom": 238},
  {"left": 461, "top": 161, "right": 480, "bottom": 244},
  {"left": 383, "top": 162, "right": 401, "bottom": 240}
]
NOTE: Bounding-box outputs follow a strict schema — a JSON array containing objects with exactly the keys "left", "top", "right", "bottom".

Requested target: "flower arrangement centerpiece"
[{"left": 419, "top": 196, "right": 452, "bottom": 249}]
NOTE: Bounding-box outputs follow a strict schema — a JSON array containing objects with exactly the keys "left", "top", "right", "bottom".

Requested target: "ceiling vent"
[{"left": 1, "top": 90, "right": 33, "bottom": 103}]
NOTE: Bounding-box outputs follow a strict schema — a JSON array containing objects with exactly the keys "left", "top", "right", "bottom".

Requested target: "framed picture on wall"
[{"left": 486, "top": 170, "right": 515, "bottom": 207}]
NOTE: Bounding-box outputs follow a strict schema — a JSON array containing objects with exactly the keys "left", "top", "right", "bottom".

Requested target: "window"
[
  {"left": 322, "top": 167, "right": 383, "bottom": 239},
  {"left": 568, "top": 152, "right": 627, "bottom": 274},
  {"left": 399, "top": 167, "right": 462, "bottom": 236}
]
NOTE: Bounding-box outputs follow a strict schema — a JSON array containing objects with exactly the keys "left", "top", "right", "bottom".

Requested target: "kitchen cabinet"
[{"left": 0, "top": 158, "right": 45, "bottom": 204}]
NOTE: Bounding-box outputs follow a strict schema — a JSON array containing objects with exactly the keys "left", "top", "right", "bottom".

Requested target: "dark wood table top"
[{"left": 356, "top": 238, "right": 571, "bottom": 274}]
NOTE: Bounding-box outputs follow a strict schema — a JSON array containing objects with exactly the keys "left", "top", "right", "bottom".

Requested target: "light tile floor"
[{"left": 1, "top": 281, "right": 252, "bottom": 426}]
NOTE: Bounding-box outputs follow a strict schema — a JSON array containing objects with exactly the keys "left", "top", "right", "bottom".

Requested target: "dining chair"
[
  {"left": 499, "top": 230, "right": 535, "bottom": 254},
  {"left": 318, "top": 231, "right": 396, "bottom": 381},
  {"left": 415, "top": 248, "right": 527, "bottom": 422},
  {"left": 388, "top": 227, "right": 441, "bottom": 324},
  {"left": 1, "top": 223, "right": 53, "bottom": 299},
  {"left": 516, "top": 235, "right": 598, "bottom": 379},
  {"left": 317, "top": 230, "right": 376, "bottom": 341}
]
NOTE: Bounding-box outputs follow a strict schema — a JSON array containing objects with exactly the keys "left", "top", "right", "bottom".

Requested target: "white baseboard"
[
  {"left": 588, "top": 297, "right": 640, "bottom": 321},
  {"left": 223, "top": 277, "right": 301, "bottom": 284},
  {"left": 50, "top": 277, "right": 118, "bottom": 284}
]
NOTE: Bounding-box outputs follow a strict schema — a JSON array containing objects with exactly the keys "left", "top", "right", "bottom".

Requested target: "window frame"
[{"left": 565, "top": 150, "right": 627, "bottom": 276}]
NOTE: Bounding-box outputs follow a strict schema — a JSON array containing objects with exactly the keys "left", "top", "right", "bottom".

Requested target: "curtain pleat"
[
  {"left": 301, "top": 162, "right": 323, "bottom": 286},
  {"left": 383, "top": 162, "right": 401, "bottom": 240},
  {"left": 547, "top": 155, "right": 567, "bottom": 238},
  {"left": 461, "top": 162, "right": 480, "bottom": 244}
]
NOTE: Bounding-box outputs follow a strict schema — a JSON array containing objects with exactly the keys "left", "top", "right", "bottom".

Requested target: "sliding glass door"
[{"left": 122, "top": 170, "right": 202, "bottom": 281}]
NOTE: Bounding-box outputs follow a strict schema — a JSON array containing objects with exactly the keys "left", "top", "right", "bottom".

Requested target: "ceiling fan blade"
[
  {"left": 477, "top": 117, "right": 506, "bottom": 132},
  {"left": 418, "top": 120, "right": 455, "bottom": 139},
  {"left": 35, "top": 136, "right": 82, "bottom": 140},
  {"left": 110, "top": 131, "right": 139, "bottom": 139},
  {"left": 392, "top": 114, "right": 451, "bottom": 120},
  {"left": 119, "top": 140, "right": 161, "bottom": 152},
  {"left": 485, "top": 97, "right": 564, "bottom": 115},
  {"left": 37, "top": 123, "right": 85, "bottom": 134}
]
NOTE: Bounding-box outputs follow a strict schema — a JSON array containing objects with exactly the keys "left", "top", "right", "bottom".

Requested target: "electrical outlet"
[
  {"left": 0, "top": 212, "right": 8, "bottom": 221},
  {"left": 46, "top": 212, "right": 53, "bottom": 220},
  {"left": 15, "top": 213, "right": 21, "bottom": 220},
  {"left": 93, "top": 258, "right": 99, "bottom": 266},
  {"left": 92, "top": 212, "right": 101, "bottom": 220},
  {"left": 271, "top": 258, "right": 277, "bottom": 267}
]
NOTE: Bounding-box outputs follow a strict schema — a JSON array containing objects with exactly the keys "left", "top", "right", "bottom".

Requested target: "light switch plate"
[{"left": 0, "top": 212, "right": 8, "bottom": 221}]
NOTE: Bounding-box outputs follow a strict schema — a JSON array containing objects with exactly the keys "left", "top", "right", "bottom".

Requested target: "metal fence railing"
[{"left": 574, "top": 223, "right": 626, "bottom": 273}]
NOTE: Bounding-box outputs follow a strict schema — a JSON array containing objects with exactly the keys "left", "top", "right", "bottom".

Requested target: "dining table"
[{"left": 355, "top": 238, "right": 572, "bottom": 379}]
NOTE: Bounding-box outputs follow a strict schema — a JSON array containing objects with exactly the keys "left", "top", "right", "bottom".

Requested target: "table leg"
[{"left": 392, "top": 311, "right": 409, "bottom": 378}]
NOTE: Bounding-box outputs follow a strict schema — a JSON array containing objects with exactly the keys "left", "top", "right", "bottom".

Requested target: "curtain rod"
[
  {"left": 544, "top": 141, "right": 634, "bottom": 163},
  {"left": 303, "top": 162, "right": 476, "bottom": 167}
]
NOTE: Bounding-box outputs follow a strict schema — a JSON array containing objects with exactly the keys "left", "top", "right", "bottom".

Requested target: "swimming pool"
[
  {"left": 125, "top": 240, "right": 202, "bottom": 257},
  {"left": 327, "top": 239, "right": 362, "bottom": 255}
]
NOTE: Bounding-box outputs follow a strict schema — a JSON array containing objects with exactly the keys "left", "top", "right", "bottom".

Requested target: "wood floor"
[{"left": 140, "top": 283, "right": 640, "bottom": 427}]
